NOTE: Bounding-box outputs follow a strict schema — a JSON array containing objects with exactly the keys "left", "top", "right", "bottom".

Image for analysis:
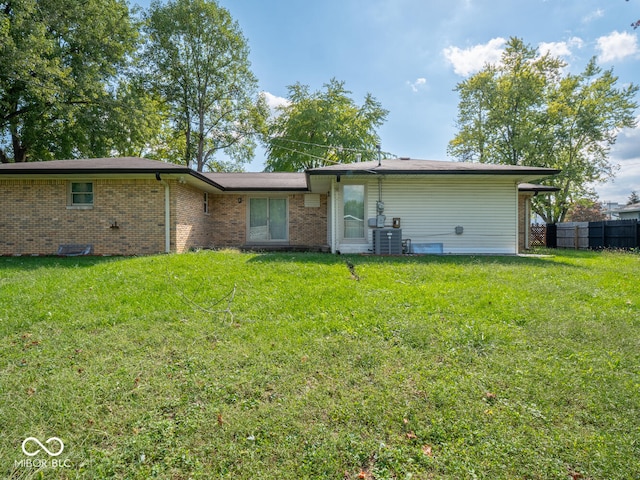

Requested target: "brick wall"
[
  {"left": 0, "top": 179, "right": 329, "bottom": 255},
  {"left": 174, "top": 183, "right": 216, "bottom": 252},
  {"left": 0, "top": 179, "right": 166, "bottom": 255},
  {"left": 288, "top": 194, "right": 328, "bottom": 247},
  {"left": 518, "top": 193, "right": 531, "bottom": 252},
  {"left": 209, "top": 194, "right": 247, "bottom": 247},
  {"left": 209, "top": 193, "right": 328, "bottom": 249}
]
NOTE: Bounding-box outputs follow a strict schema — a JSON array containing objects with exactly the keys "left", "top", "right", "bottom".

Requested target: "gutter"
[
  {"left": 0, "top": 166, "right": 226, "bottom": 191},
  {"left": 306, "top": 168, "right": 561, "bottom": 177}
]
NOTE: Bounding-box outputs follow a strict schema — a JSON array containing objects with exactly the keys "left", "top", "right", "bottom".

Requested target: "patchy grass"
[{"left": 0, "top": 250, "right": 638, "bottom": 479}]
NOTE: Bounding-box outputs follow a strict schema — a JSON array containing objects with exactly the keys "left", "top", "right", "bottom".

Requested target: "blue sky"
[{"left": 135, "top": 0, "right": 640, "bottom": 204}]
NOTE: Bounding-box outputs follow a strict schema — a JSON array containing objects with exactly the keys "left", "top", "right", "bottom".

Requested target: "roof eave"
[
  {"left": 0, "top": 166, "right": 226, "bottom": 191},
  {"left": 306, "top": 168, "right": 561, "bottom": 176}
]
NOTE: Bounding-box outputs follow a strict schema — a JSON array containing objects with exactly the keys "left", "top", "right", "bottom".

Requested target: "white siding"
[{"left": 334, "top": 176, "right": 519, "bottom": 254}]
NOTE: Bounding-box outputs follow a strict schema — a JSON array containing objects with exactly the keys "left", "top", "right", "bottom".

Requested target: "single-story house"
[
  {"left": 614, "top": 202, "right": 640, "bottom": 220},
  {"left": 0, "top": 157, "right": 558, "bottom": 256}
]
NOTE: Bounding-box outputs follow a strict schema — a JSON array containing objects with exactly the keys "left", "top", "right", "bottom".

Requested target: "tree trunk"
[{"left": 10, "top": 121, "right": 28, "bottom": 162}]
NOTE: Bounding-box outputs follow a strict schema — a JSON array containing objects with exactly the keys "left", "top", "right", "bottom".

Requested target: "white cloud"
[
  {"left": 538, "top": 37, "right": 583, "bottom": 58},
  {"left": 443, "top": 37, "right": 506, "bottom": 77},
  {"left": 582, "top": 9, "right": 604, "bottom": 24},
  {"left": 596, "top": 31, "right": 639, "bottom": 63},
  {"left": 261, "top": 91, "right": 290, "bottom": 111},
  {"left": 596, "top": 119, "right": 640, "bottom": 203},
  {"left": 407, "top": 77, "right": 427, "bottom": 92}
]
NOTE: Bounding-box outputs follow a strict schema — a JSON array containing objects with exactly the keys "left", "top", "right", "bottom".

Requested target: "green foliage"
[
  {"left": 1, "top": 250, "right": 639, "bottom": 479},
  {"left": 142, "top": 0, "right": 267, "bottom": 172},
  {"left": 265, "top": 78, "right": 388, "bottom": 171},
  {"left": 448, "top": 37, "right": 638, "bottom": 223},
  {"left": 0, "top": 0, "right": 143, "bottom": 162}
]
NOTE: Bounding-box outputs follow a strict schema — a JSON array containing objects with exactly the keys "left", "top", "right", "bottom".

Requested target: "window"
[
  {"left": 249, "top": 198, "right": 287, "bottom": 242},
  {"left": 203, "top": 192, "right": 209, "bottom": 214},
  {"left": 70, "top": 182, "right": 94, "bottom": 206},
  {"left": 343, "top": 185, "right": 365, "bottom": 239}
]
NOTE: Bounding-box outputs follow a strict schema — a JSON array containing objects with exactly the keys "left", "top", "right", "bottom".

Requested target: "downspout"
[
  {"left": 331, "top": 179, "right": 337, "bottom": 253},
  {"left": 514, "top": 183, "right": 520, "bottom": 255},
  {"left": 156, "top": 173, "right": 171, "bottom": 253}
]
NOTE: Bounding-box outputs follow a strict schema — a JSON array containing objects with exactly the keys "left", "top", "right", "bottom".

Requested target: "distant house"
[
  {"left": 0, "top": 157, "right": 558, "bottom": 256},
  {"left": 615, "top": 203, "right": 640, "bottom": 220}
]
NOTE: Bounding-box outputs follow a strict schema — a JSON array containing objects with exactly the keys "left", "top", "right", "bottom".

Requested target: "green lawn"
[{"left": 1, "top": 250, "right": 638, "bottom": 479}]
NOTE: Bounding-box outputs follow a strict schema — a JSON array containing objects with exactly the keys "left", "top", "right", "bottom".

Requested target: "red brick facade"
[
  {"left": 0, "top": 179, "right": 328, "bottom": 255},
  {"left": 518, "top": 192, "right": 531, "bottom": 253},
  {"left": 174, "top": 183, "right": 217, "bottom": 252},
  {"left": 0, "top": 179, "right": 166, "bottom": 255},
  {"left": 209, "top": 193, "right": 328, "bottom": 250}
]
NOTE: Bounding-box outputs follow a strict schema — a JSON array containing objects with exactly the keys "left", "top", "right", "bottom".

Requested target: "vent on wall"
[{"left": 304, "top": 194, "right": 320, "bottom": 208}]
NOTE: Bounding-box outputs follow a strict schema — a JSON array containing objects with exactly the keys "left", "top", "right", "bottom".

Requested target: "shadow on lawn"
[
  {"left": 245, "top": 250, "right": 584, "bottom": 268},
  {"left": 0, "top": 255, "right": 130, "bottom": 271}
]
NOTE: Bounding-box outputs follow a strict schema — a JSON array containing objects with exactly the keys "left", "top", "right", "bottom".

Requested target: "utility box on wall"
[{"left": 372, "top": 228, "right": 402, "bottom": 254}]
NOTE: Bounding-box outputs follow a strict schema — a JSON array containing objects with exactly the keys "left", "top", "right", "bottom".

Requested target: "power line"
[
  {"left": 269, "top": 143, "right": 343, "bottom": 166},
  {"left": 268, "top": 136, "right": 381, "bottom": 155}
]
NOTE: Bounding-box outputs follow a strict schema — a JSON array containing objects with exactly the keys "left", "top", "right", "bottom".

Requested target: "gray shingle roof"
[
  {"left": 307, "top": 158, "right": 560, "bottom": 176},
  {"left": 203, "top": 172, "right": 307, "bottom": 191},
  {"left": 616, "top": 202, "right": 640, "bottom": 213},
  {"left": 0, "top": 157, "right": 188, "bottom": 173},
  {"left": 0, "top": 157, "right": 561, "bottom": 192}
]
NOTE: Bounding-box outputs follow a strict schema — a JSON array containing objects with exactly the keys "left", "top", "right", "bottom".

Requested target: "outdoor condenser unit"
[{"left": 372, "top": 228, "right": 402, "bottom": 255}]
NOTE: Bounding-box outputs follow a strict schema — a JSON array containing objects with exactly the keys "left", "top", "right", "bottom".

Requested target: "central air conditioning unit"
[{"left": 372, "top": 228, "right": 402, "bottom": 255}]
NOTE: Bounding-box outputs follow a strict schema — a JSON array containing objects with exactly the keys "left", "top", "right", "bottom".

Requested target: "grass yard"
[{"left": 0, "top": 250, "right": 638, "bottom": 479}]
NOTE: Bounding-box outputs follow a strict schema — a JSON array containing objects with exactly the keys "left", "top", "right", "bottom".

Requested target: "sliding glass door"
[{"left": 249, "top": 198, "right": 287, "bottom": 242}]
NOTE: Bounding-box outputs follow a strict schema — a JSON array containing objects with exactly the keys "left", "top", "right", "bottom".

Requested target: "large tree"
[
  {"left": 142, "top": 0, "right": 267, "bottom": 172},
  {"left": 448, "top": 38, "right": 638, "bottom": 223},
  {"left": 0, "top": 0, "right": 140, "bottom": 162},
  {"left": 265, "top": 79, "right": 388, "bottom": 172}
]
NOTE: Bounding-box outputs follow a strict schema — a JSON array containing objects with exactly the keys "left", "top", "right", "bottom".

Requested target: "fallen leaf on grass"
[
  {"left": 406, "top": 431, "right": 417, "bottom": 440},
  {"left": 422, "top": 444, "right": 433, "bottom": 456}
]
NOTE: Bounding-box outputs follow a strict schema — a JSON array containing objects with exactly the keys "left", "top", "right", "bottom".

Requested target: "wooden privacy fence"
[
  {"left": 557, "top": 222, "right": 589, "bottom": 249},
  {"left": 546, "top": 219, "right": 640, "bottom": 250}
]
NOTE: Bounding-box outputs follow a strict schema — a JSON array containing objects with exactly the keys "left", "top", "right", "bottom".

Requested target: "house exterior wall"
[
  {"left": 209, "top": 194, "right": 249, "bottom": 248},
  {"left": 518, "top": 193, "right": 533, "bottom": 252},
  {"left": 288, "top": 193, "right": 328, "bottom": 247},
  {"left": 333, "top": 177, "right": 520, "bottom": 254},
  {"left": 174, "top": 183, "right": 216, "bottom": 252},
  {"left": 619, "top": 210, "right": 640, "bottom": 220},
  {"left": 0, "top": 179, "right": 166, "bottom": 255},
  {"left": 208, "top": 193, "right": 328, "bottom": 249}
]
